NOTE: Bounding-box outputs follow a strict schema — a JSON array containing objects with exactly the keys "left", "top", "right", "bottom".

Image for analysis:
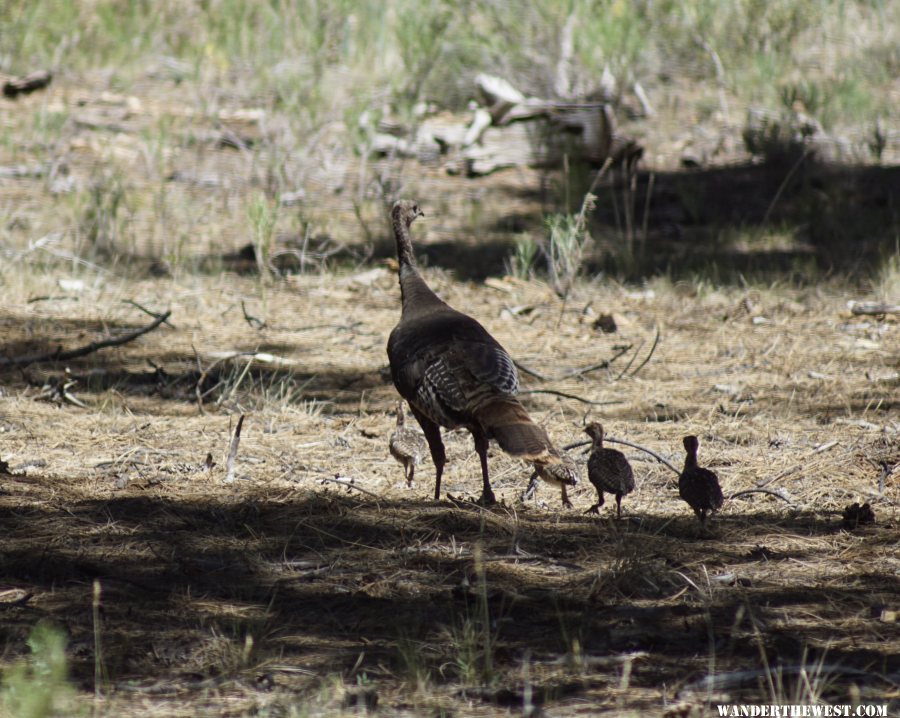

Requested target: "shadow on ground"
[
  {"left": 1, "top": 481, "right": 897, "bottom": 711},
  {"left": 364, "top": 159, "right": 900, "bottom": 284}
]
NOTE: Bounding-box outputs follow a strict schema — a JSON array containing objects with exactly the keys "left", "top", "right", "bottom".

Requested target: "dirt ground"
[{"left": 1, "top": 80, "right": 899, "bottom": 717}]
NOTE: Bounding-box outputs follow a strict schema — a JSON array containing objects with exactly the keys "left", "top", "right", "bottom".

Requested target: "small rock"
[
  {"left": 57, "top": 278, "right": 85, "bottom": 292},
  {"left": 279, "top": 189, "right": 306, "bottom": 206}
]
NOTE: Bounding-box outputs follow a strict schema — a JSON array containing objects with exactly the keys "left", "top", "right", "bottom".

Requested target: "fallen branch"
[
  {"left": 756, "top": 463, "right": 802, "bottom": 489},
  {"left": 59, "top": 382, "right": 89, "bottom": 409},
  {"left": 812, "top": 439, "right": 839, "bottom": 454},
  {"left": 318, "top": 475, "right": 382, "bottom": 501},
  {"left": 849, "top": 302, "right": 900, "bottom": 316},
  {"left": 27, "top": 295, "right": 67, "bottom": 304},
  {"left": 3, "top": 70, "right": 52, "bottom": 98},
  {"left": 560, "top": 343, "right": 632, "bottom": 378},
  {"left": 628, "top": 325, "right": 660, "bottom": 378},
  {"left": 519, "top": 389, "right": 624, "bottom": 406},
  {"left": 514, "top": 361, "right": 551, "bottom": 382},
  {"left": 0, "top": 310, "right": 171, "bottom": 367},
  {"left": 728, "top": 488, "right": 794, "bottom": 504},
  {"left": 614, "top": 338, "right": 644, "bottom": 381},
  {"left": 121, "top": 300, "right": 176, "bottom": 328},
  {"left": 756, "top": 441, "right": 838, "bottom": 488},
  {"left": 224, "top": 415, "right": 245, "bottom": 484}
]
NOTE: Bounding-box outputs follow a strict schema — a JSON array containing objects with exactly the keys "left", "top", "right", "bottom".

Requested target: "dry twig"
[
  {"left": 560, "top": 344, "right": 632, "bottom": 378},
  {"left": 224, "top": 415, "right": 245, "bottom": 484},
  {"left": 613, "top": 339, "right": 644, "bottom": 380},
  {"left": 729, "top": 488, "right": 794, "bottom": 505},
  {"left": 318, "top": 475, "right": 382, "bottom": 501},
  {"left": 850, "top": 302, "right": 900, "bottom": 316},
  {"left": 241, "top": 300, "right": 266, "bottom": 329},
  {"left": 627, "top": 325, "right": 660, "bottom": 378},
  {"left": 514, "top": 361, "right": 550, "bottom": 382},
  {"left": 0, "top": 310, "right": 171, "bottom": 367},
  {"left": 519, "top": 389, "right": 623, "bottom": 406},
  {"left": 121, "top": 300, "right": 176, "bottom": 328}
]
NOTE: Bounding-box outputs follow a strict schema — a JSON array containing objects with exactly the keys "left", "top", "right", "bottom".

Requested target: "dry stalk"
[{"left": 224, "top": 415, "right": 245, "bottom": 484}]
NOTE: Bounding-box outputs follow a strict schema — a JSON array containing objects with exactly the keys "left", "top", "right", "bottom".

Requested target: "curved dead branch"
[{"left": 0, "top": 310, "right": 172, "bottom": 367}]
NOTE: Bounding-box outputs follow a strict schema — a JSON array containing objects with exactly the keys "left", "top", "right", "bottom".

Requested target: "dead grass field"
[
  {"left": 1, "top": 261, "right": 898, "bottom": 716},
  {"left": 1, "top": 7, "right": 900, "bottom": 713}
]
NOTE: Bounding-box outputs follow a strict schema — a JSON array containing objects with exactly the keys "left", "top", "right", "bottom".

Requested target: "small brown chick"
[
  {"left": 842, "top": 502, "right": 875, "bottom": 529},
  {"left": 584, "top": 423, "right": 634, "bottom": 518},
  {"left": 678, "top": 435, "right": 724, "bottom": 528},
  {"left": 525, "top": 451, "right": 579, "bottom": 507},
  {"left": 389, "top": 402, "right": 427, "bottom": 486}
]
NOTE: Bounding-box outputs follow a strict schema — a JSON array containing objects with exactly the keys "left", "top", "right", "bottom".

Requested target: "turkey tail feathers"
[{"left": 475, "top": 398, "right": 554, "bottom": 459}]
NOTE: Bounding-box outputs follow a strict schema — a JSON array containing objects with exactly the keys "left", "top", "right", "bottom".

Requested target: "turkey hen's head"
[{"left": 391, "top": 199, "right": 425, "bottom": 228}]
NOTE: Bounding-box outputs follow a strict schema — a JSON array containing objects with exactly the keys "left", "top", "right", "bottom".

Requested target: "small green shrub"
[
  {"left": 0, "top": 623, "right": 77, "bottom": 718},
  {"left": 506, "top": 233, "right": 538, "bottom": 279},
  {"left": 248, "top": 193, "right": 278, "bottom": 279},
  {"left": 543, "top": 190, "right": 596, "bottom": 297}
]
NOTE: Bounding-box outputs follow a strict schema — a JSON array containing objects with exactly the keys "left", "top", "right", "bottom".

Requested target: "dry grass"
[
  {"left": 1, "top": 6, "right": 899, "bottom": 713},
  {"left": 1, "top": 265, "right": 898, "bottom": 716}
]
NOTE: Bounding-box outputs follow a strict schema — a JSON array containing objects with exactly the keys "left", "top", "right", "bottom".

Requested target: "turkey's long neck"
[
  {"left": 683, "top": 450, "right": 698, "bottom": 470},
  {"left": 393, "top": 217, "right": 443, "bottom": 314},
  {"left": 393, "top": 214, "right": 416, "bottom": 267}
]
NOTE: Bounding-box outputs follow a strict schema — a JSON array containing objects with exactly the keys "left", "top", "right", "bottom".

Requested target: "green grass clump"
[
  {"left": 0, "top": 623, "right": 77, "bottom": 718},
  {"left": 3, "top": 1, "right": 893, "bottom": 122}
]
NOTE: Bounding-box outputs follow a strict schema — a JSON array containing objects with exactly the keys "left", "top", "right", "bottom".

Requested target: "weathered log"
[{"left": 3, "top": 70, "right": 52, "bottom": 98}]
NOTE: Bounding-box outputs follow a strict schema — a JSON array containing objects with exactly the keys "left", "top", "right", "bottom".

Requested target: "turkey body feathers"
[
  {"left": 588, "top": 450, "right": 635, "bottom": 495},
  {"left": 679, "top": 467, "right": 724, "bottom": 513},
  {"left": 388, "top": 312, "right": 551, "bottom": 458}
]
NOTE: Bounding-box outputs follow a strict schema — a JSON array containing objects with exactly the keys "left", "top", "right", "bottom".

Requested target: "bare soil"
[{"left": 1, "top": 79, "right": 899, "bottom": 717}]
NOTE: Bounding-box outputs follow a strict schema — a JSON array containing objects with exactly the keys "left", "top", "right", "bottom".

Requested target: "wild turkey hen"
[
  {"left": 389, "top": 401, "right": 427, "bottom": 486},
  {"left": 678, "top": 435, "right": 724, "bottom": 528},
  {"left": 584, "top": 422, "right": 634, "bottom": 518},
  {"left": 386, "top": 199, "right": 567, "bottom": 504}
]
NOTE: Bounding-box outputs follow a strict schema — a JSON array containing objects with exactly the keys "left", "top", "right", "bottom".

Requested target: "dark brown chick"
[
  {"left": 524, "top": 451, "right": 579, "bottom": 507},
  {"left": 389, "top": 402, "right": 427, "bottom": 487},
  {"left": 584, "top": 422, "right": 634, "bottom": 518},
  {"left": 678, "top": 435, "right": 724, "bottom": 528}
]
